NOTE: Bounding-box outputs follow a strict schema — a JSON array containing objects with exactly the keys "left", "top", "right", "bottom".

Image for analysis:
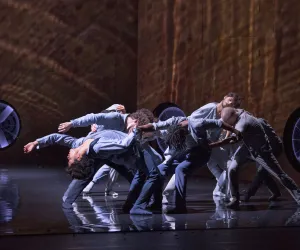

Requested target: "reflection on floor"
[{"left": 1, "top": 166, "right": 300, "bottom": 236}]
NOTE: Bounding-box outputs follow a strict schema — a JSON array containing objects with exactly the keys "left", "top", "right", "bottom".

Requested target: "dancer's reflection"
[
  {"left": 162, "top": 213, "right": 176, "bottom": 230},
  {"left": 161, "top": 208, "right": 187, "bottom": 231},
  {"left": 206, "top": 196, "right": 238, "bottom": 229},
  {"left": 62, "top": 207, "right": 89, "bottom": 233},
  {"left": 285, "top": 208, "right": 300, "bottom": 227},
  {"left": 63, "top": 195, "right": 122, "bottom": 232},
  {"left": 129, "top": 215, "right": 154, "bottom": 231},
  {"left": 82, "top": 195, "right": 121, "bottom": 232},
  {"left": 0, "top": 170, "right": 19, "bottom": 225}
]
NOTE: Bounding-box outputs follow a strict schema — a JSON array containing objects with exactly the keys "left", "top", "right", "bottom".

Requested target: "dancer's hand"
[
  {"left": 91, "top": 124, "right": 98, "bottom": 132},
  {"left": 116, "top": 105, "right": 126, "bottom": 114},
  {"left": 232, "top": 129, "right": 243, "bottom": 141},
  {"left": 179, "top": 120, "right": 188, "bottom": 127},
  {"left": 229, "top": 136, "right": 239, "bottom": 144},
  {"left": 24, "top": 141, "right": 38, "bottom": 154},
  {"left": 138, "top": 123, "right": 155, "bottom": 132},
  {"left": 58, "top": 122, "right": 72, "bottom": 133}
]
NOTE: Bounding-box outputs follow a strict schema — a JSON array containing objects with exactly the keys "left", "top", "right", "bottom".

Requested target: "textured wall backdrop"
[
  {"left": 138, "top": 0, "right": 300, "bottom": 135},
  {"left": 137, "top": 0, "right": 300, "bottom": 181},
  {"left": 0, "top": 0, "right": 138, "bottom": 165}
]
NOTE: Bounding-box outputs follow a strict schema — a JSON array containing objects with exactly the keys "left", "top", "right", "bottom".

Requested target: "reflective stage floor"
[{"left": 1, "top": 166, "right": 300, "bottom": 249}]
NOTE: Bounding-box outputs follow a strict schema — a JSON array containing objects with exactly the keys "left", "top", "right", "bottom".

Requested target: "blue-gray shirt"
[
  {"left": 36, "top": 130, "right": 128, "bottom": 149},
  {"left": 71, "top": 112, "right": 129, "bottom": 132},
  {"left": 152, "top": 116, "right": 223, "bottom": 149},
  {"left": 189, "top": 102, "right": 223, "bottom": 142}
]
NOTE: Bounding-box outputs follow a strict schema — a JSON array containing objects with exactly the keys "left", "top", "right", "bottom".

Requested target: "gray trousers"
[
  {"left": 227, "top": 139, "right": 299, "bottom": 201},
  {"left": 91, "top": 164, "right": 119, "bottom": 192}
]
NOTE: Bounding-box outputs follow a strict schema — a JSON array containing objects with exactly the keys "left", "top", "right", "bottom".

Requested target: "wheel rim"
[
  {"left": 292, "top": 117, "right": 300, "bottom": 164},
  {"left": 0, "top": 101, "right": 21, "bottom": 149},
  {"left": 156, "top": 107, "right": 186, "bottom": 152}
]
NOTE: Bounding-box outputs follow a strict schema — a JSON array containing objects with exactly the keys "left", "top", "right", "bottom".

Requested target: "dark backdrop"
[
  {"left": 137, "top": 0, "right": 300, "bottom": 182},
  {"left": 0, "top": 0, "right": 138, "bottom": 165},
  {"left": 1, "top": 0, "right": 299, "bottom": 182}
]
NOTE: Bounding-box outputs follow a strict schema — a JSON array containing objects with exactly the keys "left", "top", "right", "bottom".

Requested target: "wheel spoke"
[
  {"left": 0, "top": 106, "right": 13, "bottom": 123},
  {"left": 0, "top": 129, "right": 9, "bottom": 148}
]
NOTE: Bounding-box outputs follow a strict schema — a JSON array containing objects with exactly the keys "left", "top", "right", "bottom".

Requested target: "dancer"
[
  {"left": 25, "top": 111, "right": 150, "bottom": 210},
  {"left": 83, "top": 107, "right": 156, "bottom": 196},
  {"left": 28, "top": 104, "right": 126, "bottom": 197},
  {"left": 161, "top": 92, "right": 242, "bottom": 202},
  {"left": 244, "top": 118, "right": 282, "bottom": 202},
  {"left": 82, "top": 104, "right": 127, "bottom": 196},
  {"left": 58, "top": 108, "right": 163, "bottom": 212},
  {"left": 138, "top": 115, "right": 242, "bottom": 213},
  {"left": 68, "top": 129, "right": 163, "bottom": 215},
  {"left": 220, "top": 107, "right": 300, "bottom": 209}
]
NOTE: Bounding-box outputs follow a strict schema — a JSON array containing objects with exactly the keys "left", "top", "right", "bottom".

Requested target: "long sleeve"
[
  {"left": 87, "top": 132, "right": 136, "bottom": 158},
  {"left": 71, "top": 112, "right": 127, "bottom": 131},
  {"left": 152, "top": 116, "right": 187, "bottom": 130},
  {"left": 36, "top": 133, "right": 83, "bottom": 149},
  {"left": 190, "top": 118, "right": 223, "bottom": 130},
  {"left": 190, "top": 103, "right": 218, "bottom": 120}
]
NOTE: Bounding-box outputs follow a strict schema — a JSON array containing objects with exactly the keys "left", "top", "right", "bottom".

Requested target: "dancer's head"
[
  {"left": 221, "top": 92, "right": 242, "bottom": 109},
  {"left": 165, "top": 125, "right": 188, "bottom": 151},
  {"left": 138, "top": 108, "right": 155, "bottom": 123},
  {"left": 221, "top": 107, "right": 239, "bottom": 126},
  {"left": 127, "top": 111, "right": 150, "bottom": 133},
  {"left": 66, "top": 148, "right": 94, "bottom": 179},
  {"left": 67, "top": 147, "right": 86, "bottom": 166}
]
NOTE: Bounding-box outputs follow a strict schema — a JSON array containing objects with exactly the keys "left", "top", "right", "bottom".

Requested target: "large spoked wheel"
[
  {"left": 283, "top": 107, "right": 300, "bottom": 172},
  {"left": 156, "top": 106, "right": 186, "bottom": 153},
  {"left": 153, "top": 102, "right": 180, "bottom": 118},
  {"left": 0, "top": 100, "right": 21, "bottom": 150}
]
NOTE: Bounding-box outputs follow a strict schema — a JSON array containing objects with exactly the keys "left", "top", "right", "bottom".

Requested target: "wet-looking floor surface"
[{"left": 1, "top": 166, "right": 300, "bottom": 250}]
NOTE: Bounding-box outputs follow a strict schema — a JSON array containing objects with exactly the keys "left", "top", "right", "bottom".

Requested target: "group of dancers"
[{"left": 23, "top": 92, "right": 300, "bottom": 214}]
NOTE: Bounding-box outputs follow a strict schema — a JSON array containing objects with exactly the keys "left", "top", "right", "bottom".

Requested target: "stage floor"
[{"left": 1, "top": 166, "right": 300, "bottom": 249}]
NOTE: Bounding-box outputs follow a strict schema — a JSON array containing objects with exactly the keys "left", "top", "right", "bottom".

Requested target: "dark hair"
[
  {"left": 165, "top": 125, "right": 188, "bottom": 151},
  {"left": 66, "top": 156, "right": 94, "bottom": 180},
  {"left": 138, "top": 108, "right": 155, "bottom": 123},
  {"left": 129, "top": 111, "right": 150, "bottom": 126},
  {"left": 225, "top": 92, "right": 243, "bottom": 108}
]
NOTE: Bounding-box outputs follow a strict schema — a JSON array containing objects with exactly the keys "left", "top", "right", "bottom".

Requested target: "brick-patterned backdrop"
[
  {"left": 0, "top": 0, "right": 138, "bottom": 165},
  {"left": 138, "top": 0, "right": 300, "bottom": 181}
]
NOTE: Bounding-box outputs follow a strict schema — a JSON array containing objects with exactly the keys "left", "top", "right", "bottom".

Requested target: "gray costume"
[{"left": 227, "top": 110, "right": 300, "bottom": 204}]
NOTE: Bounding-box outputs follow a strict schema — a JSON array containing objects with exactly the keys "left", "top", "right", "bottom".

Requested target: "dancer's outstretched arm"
[
  {"left": 58, "top": 112, "right": 126, "bottom": 133},
  {"left": 138, "top": 116, "right": 186, "bottom": 132},
  {"left": 24, "top": 134, "right": 83, "bottom": 153},
  {"left": 75, "top": 131, "right": 139, "bottom": 161}
]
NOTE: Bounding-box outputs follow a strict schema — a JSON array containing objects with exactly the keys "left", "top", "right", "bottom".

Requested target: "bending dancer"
[
  {"left": 58, "top": 108, "right": 162, "bottom": 212},
  {"left": 162, "top": 92, "right": 242, "bottom": 201},
  {"left": 220, "top": 107, "right": 300, "bottom": 209},
  {"left": 82, "top": 106, "right": 158, "bottom": 196},
  {"left": 24, "top": 129, "right": 135, "bottom": 209},
  {"left": 82, "top": 104, "right": 127, "bottom": 196},
  {"left": 139, "top": 115, "right": 242, "bottom": 213},
  {"left": 68, "top": 129, "right": 163, "bottom": 215},
  {"left": 28, "top": 104, "right": 127, "bottom": 197},
  {"left": 26, "top": 110, "right": 150, "bottom": 210},
  {"left": 244, "top": 118, "right": 282, "bottom": 202}
]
